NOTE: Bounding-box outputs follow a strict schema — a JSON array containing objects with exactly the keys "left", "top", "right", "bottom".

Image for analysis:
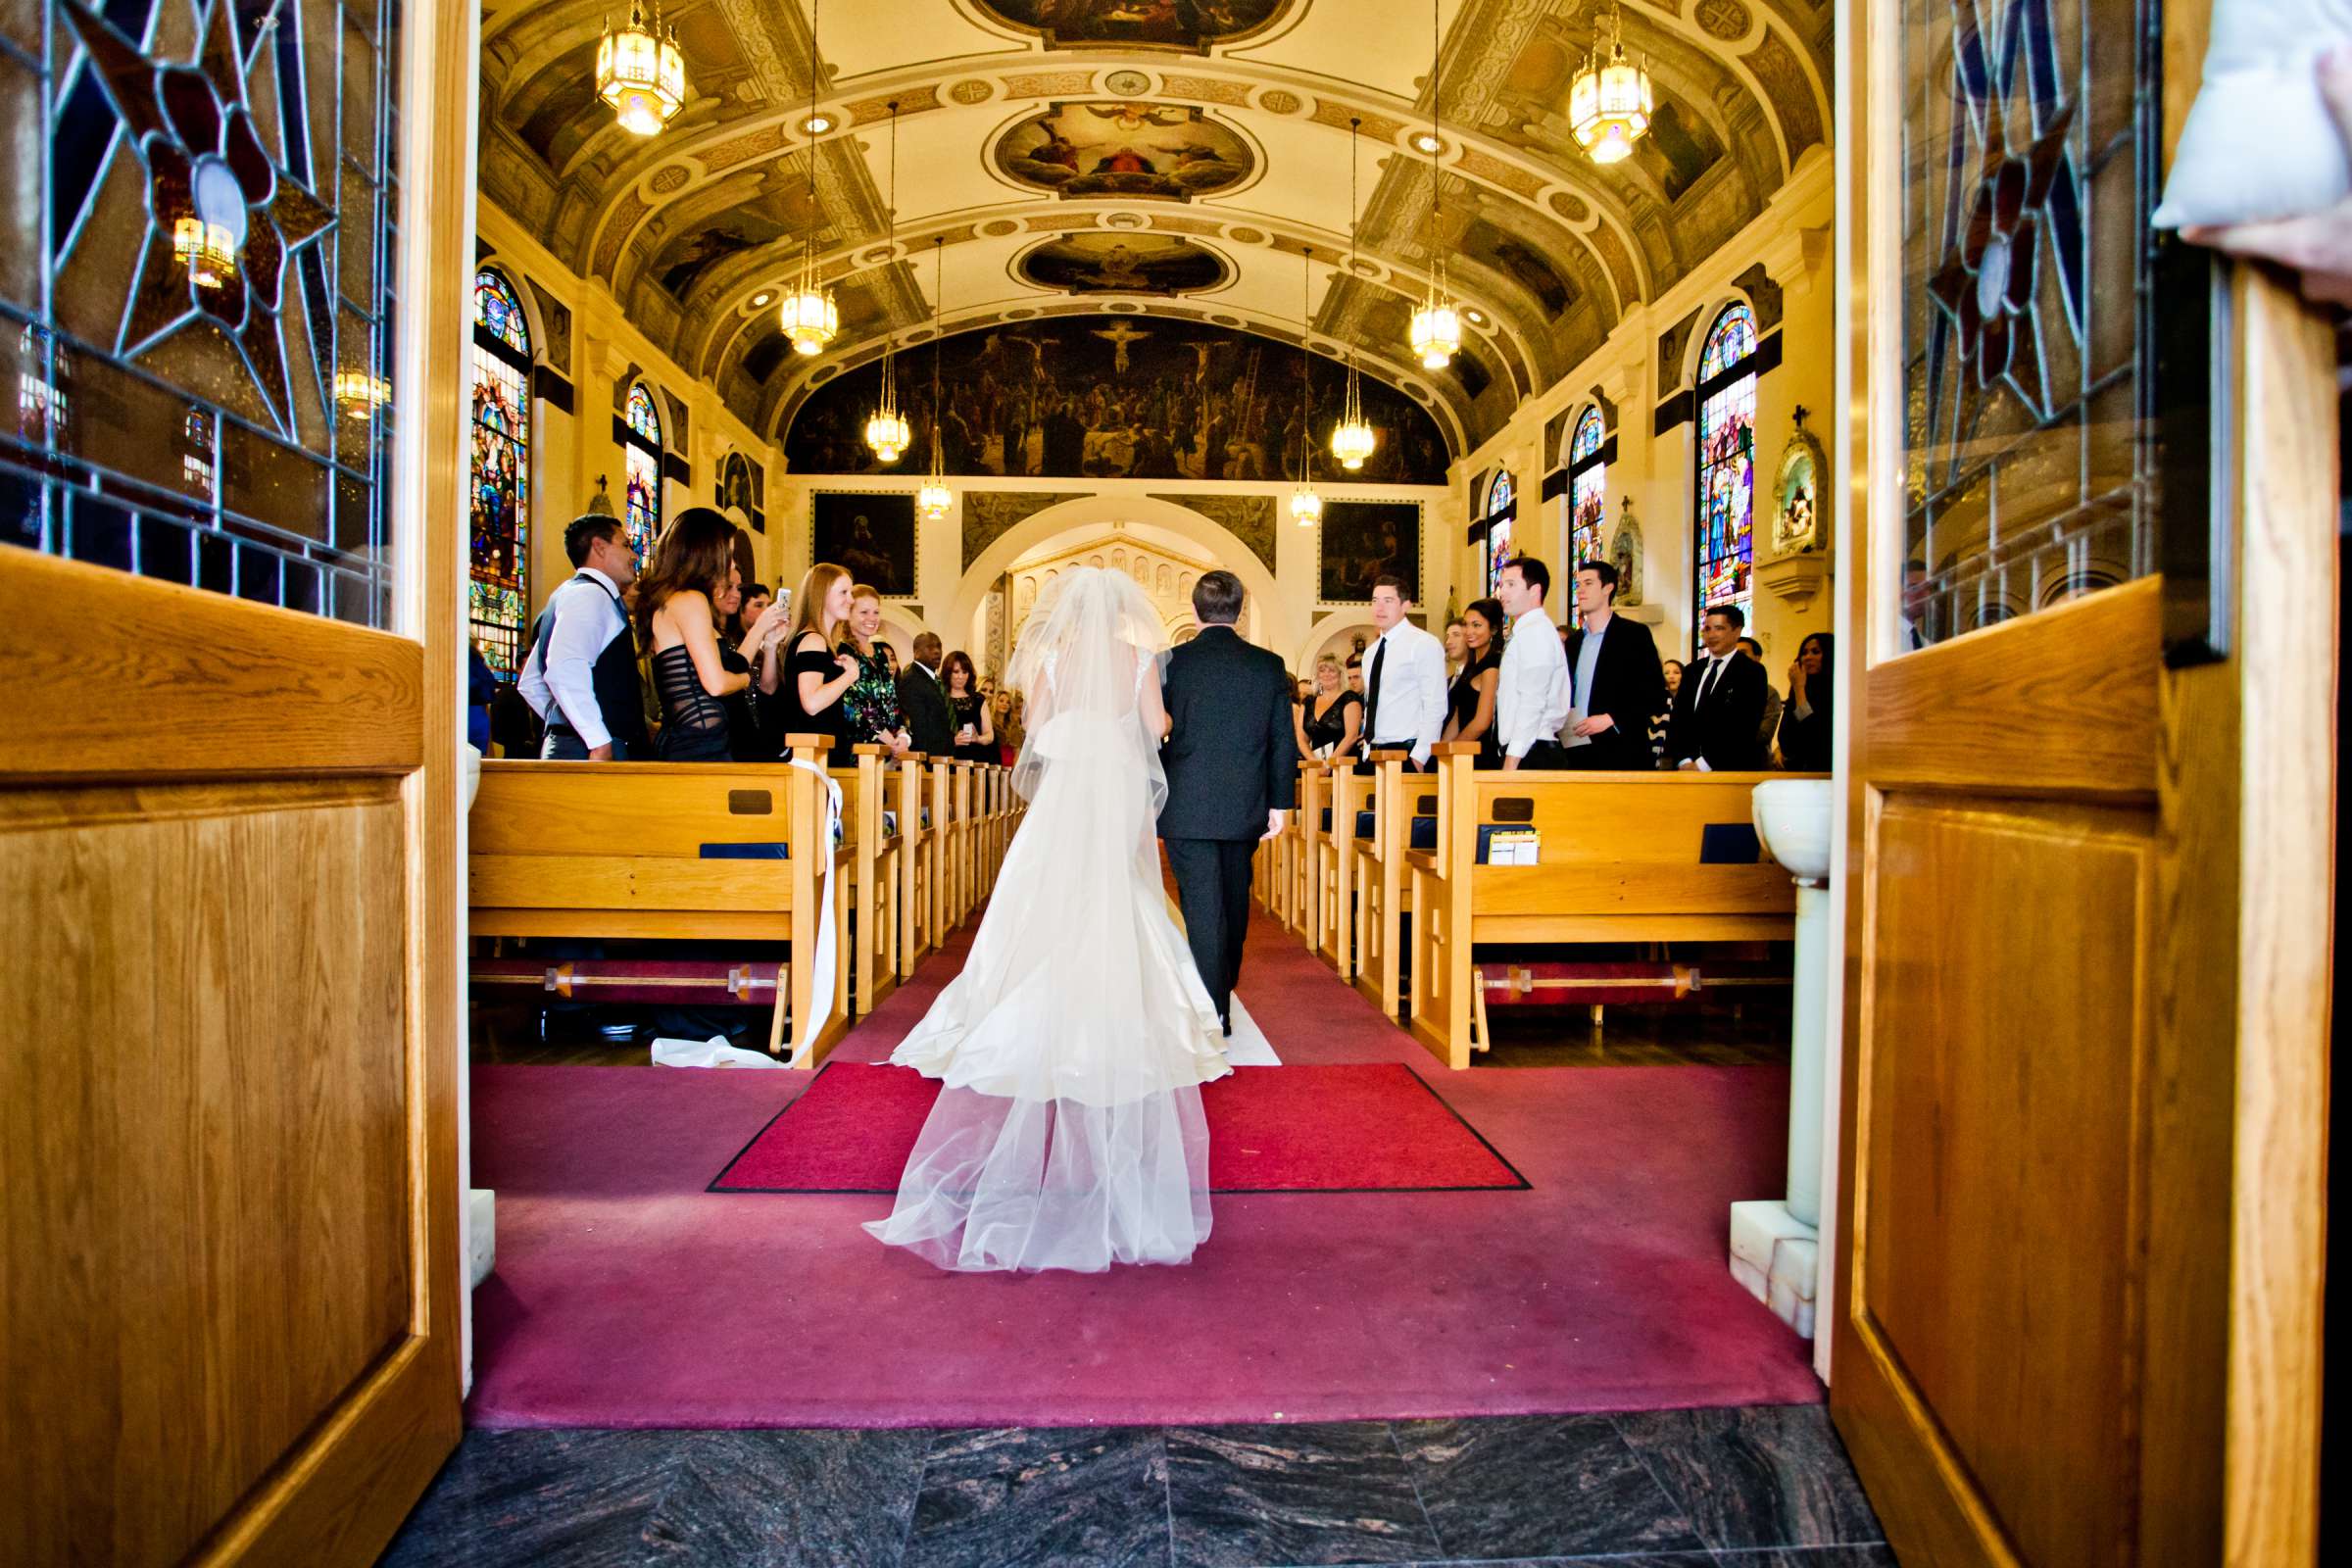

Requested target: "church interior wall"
[{"left": 1448, "top": 152, "right": 1835, "bottom": 667}]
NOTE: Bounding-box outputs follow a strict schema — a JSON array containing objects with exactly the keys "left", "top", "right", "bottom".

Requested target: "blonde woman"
[
  {"left": 836, "top": 583, "right": 912, "bottom": 763},
  {"left": 774, "top": 563, "right": 860, "bottom": 754},
  {"left": 1294, "top": 655, "right": 1362, "bottom": 760}
]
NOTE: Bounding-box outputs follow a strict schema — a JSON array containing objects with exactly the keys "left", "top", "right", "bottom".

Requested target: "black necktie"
[
  {"left": 1696, "top": 657, "right": 1724, "bottom": 706},
  {"left": 1365, "top": 638, "right": 1388, "bottom": 741}
]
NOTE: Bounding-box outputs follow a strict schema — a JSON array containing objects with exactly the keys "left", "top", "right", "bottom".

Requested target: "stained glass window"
[
  {"left": 1900, "top": 0, "right": 2158, "bottom": 649},
  {"left": 2, "top": 0, "right": 400, "bottom": 622},
  {"left": 623, "top": 383, "right": 663, "bottom": 564},
  {"left": 469, "top": 269, "right": 532, "bottom": 679},
  {"left": 1482, "top": 469, "right": 1516, "bottom": 597},
  {"left": 1694, "top": 304, "right": 1759, "bottom": 635},
  {"left": 1567, "top": 408, "right": 1607, "bottom": 627}
]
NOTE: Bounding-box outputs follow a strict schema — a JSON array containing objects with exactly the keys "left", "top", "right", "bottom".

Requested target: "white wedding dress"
[{"left": 863, "top": 568, "right": 1229, "bottom": 1272}]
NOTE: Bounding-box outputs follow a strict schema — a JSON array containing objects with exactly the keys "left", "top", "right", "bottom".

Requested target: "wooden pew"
[
  {"left": 897, "top": 751, "right": 935, "bottom": 972},
  {"left": 1292, "top": 760, "right": 1329, "bottom": 945},
  {"left": 1404, "top": 752, "right": 1826, "bottom": 1069},
  {"left": 1314, "top": 760, "right": 1374, "bottom": 979},
  {"left": 1348, "top": 749, "right": 1422, "bottom": 1017},
  {"left": 832, "top": 745, "right": 902, "bottom": 1015},
  {"left": 467, "top": 735, "right": 855, "bottom": 1067}
]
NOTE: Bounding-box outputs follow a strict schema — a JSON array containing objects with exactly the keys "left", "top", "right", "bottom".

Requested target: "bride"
[{"left": 862, "top": 567, "right": 1229, "bottom": 1272}]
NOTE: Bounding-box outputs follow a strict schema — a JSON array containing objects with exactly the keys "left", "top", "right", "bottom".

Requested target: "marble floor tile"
[
  {"left": 902, "top": 1426, "right": 1171, "bottom": 1568},
  {"left": 1164, "top": 1421, "right": 1439, "bottom": 1566},
  {"left": 639, "top": 1429, "right": 933, "bottom": 1566},
  {"left": 1612, "top": 1405, "right": 1883, "bottom": 1552},
  {"left": 377, "top": 1429, "right": 687, "bottom": 1568},
  {"left": 1392, "top": 1414, "right": 1707, "bottom": 1561}
]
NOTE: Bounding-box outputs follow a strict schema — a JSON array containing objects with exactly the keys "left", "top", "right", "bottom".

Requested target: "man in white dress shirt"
[
  {"left": 1356, "top": 575, "right": 1447, "bottom": 771},
  {"left": 1493, "top": 557, "right": 1572, "bottom": 770},
  {"left": 516, "top": 514, "right": 647, "bottom": 760}
]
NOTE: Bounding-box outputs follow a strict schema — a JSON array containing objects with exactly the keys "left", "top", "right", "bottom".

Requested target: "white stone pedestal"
[
  {"left": 1730, "top": 1198, "right": 1818, "bottom": 1339},
  {"left": 468, "top": 1188, "right": 496, "bottom": 1288}
]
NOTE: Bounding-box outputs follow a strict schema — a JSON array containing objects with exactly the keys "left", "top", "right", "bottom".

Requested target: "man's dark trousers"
[{"left": 1164, "top": 838, "right": 1255, "bottom": 1026}]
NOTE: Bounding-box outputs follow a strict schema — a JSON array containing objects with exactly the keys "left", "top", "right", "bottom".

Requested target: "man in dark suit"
[
  {"left": 1666, "top": 603, "right": 1770, "bottom": 771},
  {"left": 1560, "top": 559, "right": 1665, "bottom": 771},
  {"left": 897, "top": 631, "right": 957, "bottom": 756},
  {"left": 1157, "top": 570, "right": 1300, "bottom": 1036}
]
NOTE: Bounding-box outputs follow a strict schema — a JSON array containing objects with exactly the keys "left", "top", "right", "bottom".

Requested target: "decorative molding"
[
  {"left": 961, "top": 491, "right": 1079, "bottom": 569},
  {"left": 1145, "top": 493, "right": 1278, "bottom": 573}
]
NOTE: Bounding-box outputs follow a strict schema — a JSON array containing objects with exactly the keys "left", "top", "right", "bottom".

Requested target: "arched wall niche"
[{"left": 949, "top": 493, "right": 1296, "bottom": 669}]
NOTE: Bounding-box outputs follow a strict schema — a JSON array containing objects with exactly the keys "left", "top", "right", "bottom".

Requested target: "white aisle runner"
[{"left": 1222, "top": 996, "right": 1280, "bottom": 1066}]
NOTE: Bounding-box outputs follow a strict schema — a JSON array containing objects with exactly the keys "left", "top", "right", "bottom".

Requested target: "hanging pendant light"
[
  {"left": 1330, "top": 117, "right": 1378, "bottom": 471},
  {"left": 917, "top": 238, "right": 955, "bottom": 523},
  {"left": 1406, "top": 0, "right": 1460, "bottom": 371},
  {"left": 596, "top": 0, "right": 688, "bottom": 137},
  {"left": 863, "top": 103, "right": 909, "bottom": 463},
  {"left": 780, "top": 0, "right": 837, "bottom": 356},
  {"left": 1291, "top": 246, "right": 1323, "bottom": 528},
  {"left": 1568, "top": 1, "right": 1654, "bottom": 166}
]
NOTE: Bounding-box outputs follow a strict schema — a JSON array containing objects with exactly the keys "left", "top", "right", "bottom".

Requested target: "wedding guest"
[
  {"left": 1668, "top": 603, "right": 1769, "bottom": 770},
  {"left": 1779, "top": 632, "right": 1835, "bottom": 771},
  {"left": 1738, "top": 636, "right": 1785, "bottom": 762},
  {"left": 466, "top": 642, "right": 496, "bottom": 753},
  {"left": 836, "top": 583, "right": 912, "bottom": 763},
  {"left": 1441, "top": 597, "right": 1504, "bottom": 767},
  {"left": 944, "top": 651, "right": 997, "bottom": 763},
  {"left": 1651, "top": 658, "right": 1685, "bottom": 765},
  {"left": 993, "top": 688, "right": 1025, "bottom": 764},
  {"left": 2180, "top": 47, "right": 2352, "bottom": 305},
  {"left": 1357, "top": 576, "right": 1447, "bottom": 771},
  {"left": 723, "top": 580, "right": 772, "bottom": 645},
  {"left": 1493, "top": 560, "right": 1570, "bottom": 771},
  {"left": 774, "top": 562, "right": 861, "bottom": 754},
  {"left": 1345, "top": 653, "right": 1364, "bottom": 696},
  {"left": 1560, "top": 559, "right": 1665, "bottom": 771},
  {"left": 1295, "top": 655, "right": 1363, "bottom": 760},
  {"left": 640, "top": 509, "right": 779, "bottom": 762},
  {"left": 1662, "top": 658, "right": 1686, "bottom": 702},
  {"left": 1443, "top": 615, "right": 1469, "bottom": 679},
  {"left": 517, "top": 513, "right": 647, "bottom": 760},
  {"left": 897, "top": 630, "right": 957, "bottom": 757},
  {"left": 710, "top": 568, "right": 784, "bottom": 761}
]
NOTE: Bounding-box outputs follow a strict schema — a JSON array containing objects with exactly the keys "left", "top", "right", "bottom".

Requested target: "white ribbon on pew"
[{"left": 785, "top": 758, "right": 845, "bottom": 1067}]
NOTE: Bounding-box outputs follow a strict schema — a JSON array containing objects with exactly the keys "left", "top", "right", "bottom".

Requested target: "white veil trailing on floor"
[{"left": 863, "top": 566, "right": 1228, "bottom": 1273}]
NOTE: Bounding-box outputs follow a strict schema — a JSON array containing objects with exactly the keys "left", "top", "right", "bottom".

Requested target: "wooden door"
[
  {"left": 1, "top": 1, "right": 475, "bottom": 1563},
  {"left": 1831, "top": 2, "right": 2333, "bottom": 1565}
]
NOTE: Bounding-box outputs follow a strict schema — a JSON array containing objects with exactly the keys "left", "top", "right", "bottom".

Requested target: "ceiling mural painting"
[
  {"left": 994, "top": 101, "right": 1256, "bottom": 202},
  {"left": 973, "top": 0, "right": 1296, "bottom": 52},
  {"left": 474, "top": 0, "right": 1833, "bottom": 454},
  {"left": 1017, "top": 233, "right": 1230, "bottom": 296},
  {"left": 783, "top": 317, "right": 1450, "bottom": 484}
]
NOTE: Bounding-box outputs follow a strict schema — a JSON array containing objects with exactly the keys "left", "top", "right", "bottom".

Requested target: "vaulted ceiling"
[{"left": 478, "top": 0, "right": 1833, "bottom": 458}]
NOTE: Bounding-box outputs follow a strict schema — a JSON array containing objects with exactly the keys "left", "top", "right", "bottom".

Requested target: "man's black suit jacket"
[
  {"left": 1560, "top": 613, "right": 1665, "bottom": 770},
  {"left": 1157, "top": 626, "right": 1299, "bottom": 841},
  {"left": 1666, "top": 651, "right": 1769, "bottom": 771},
  {"left": 897, "top": 663, "right": 956, "bottom": 757}
]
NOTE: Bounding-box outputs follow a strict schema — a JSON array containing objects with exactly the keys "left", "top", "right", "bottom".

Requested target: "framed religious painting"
[
  {"left": 1317, "top": 500, "right": 1421, "bottom": 604},
  {"left": 812, "top": 491, "right": 917, "bottom": 598}
]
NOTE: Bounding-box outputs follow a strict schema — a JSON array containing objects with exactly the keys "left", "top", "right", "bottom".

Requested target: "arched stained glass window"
[
  {"left": 1566, "top": 408, "right": 1606, "bottom": 627},
  {"left": 1482, "top": 468, "right": 1517, "bottom": 597},
  {"left": 1694, "top": 302, "right": 1759, "bottom": 635},
  {"left": 469, "top": 268, "right": 532, "bottom": 679},
  {"left": 623, "top": 383, "right": 663, "bottom": 565}
]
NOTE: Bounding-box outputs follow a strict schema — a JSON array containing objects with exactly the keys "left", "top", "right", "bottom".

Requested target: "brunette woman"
[
  {"left": 1441, "top": 597, "right": 1506, "bottom": 767},
  {"left": 638, "top": 509, "right": 785, "bottom": 761},
  {"left": 942, "top": 650, "right": 996, "bottom": 763}
]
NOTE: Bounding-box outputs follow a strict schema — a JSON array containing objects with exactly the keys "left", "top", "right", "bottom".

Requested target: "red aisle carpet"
[
  {"left": 466, "top": 906, "right": 1822, "bottom": 1430},
  {"left": 709, "top": 1061, "right": 1528, "bottom": 1192}
]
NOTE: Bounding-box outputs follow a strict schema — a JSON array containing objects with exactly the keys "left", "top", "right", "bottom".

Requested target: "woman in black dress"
[
  {"left": 773, "top": 561, "right": 862, "bottom": 755},
  {"left": 1293, "top": 655, "right": 1363, "bottom": 760},
  {"left": 1442, "top": 597, "right": 1505, "bottom": 767},
  {"left": 942, "top": 650, "right": 996, "bottom": 763},
  {"left": 639, "top": 509, "right": 784, "bottom": 761},
  {"left": 710, "top": 571, "right": 790, "bottom": 760},
  {"left": 1777, "top": 633, "right": 1834, "bottom": 771}
]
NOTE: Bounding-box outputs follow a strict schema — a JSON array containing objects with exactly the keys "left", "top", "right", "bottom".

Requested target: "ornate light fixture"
[
  {"left": 917, "top": 238, "right": 955, "bottom": 522},
  {"left": 333, "top": 369, "right": 390, "bottom": 420},
  {"left": 863, "top": 102, "right": 909, "bottom": 463},
  {"left": 1291, "top": 246, "right": 1323, "bottom": 528},
  {"left": 1406, "top": 0, "right": 1461, "bottom": 371},
  {"left": 780, "top": 0, "right": 837, "bottom": 356},
  {"left": 596, "top": 0, "right": 687, "bottom": 138},
  {"left": 171, "top": 215, "right": 237, "bottom": 289},
  {"left": 1331, "top": 118, "right": 1378, "bottom": 472},
  {"left": 1567, "top": 1, "right": 1653, "bottom": 166}
]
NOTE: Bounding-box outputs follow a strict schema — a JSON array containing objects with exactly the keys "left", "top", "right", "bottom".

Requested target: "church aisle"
[{"left": 465, "top": 900, "right": 1819, "bottom": 1433}]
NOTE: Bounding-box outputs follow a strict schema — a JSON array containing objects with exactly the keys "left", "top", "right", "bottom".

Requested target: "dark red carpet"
[
  {"left": 466, "top": 905, "right": 1822, "bottom": 1429},
  {"left": 710, "top": 1061, "right": 1528, "bottom": 1193}
]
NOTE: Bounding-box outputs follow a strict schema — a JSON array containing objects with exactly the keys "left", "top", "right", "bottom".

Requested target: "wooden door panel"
[
  {"left": 1, "top": 780, "right": 416, "bottom": 1566},
  {"left": 1854, "top": 794, "right": 2153, "bottom": 1568}
]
